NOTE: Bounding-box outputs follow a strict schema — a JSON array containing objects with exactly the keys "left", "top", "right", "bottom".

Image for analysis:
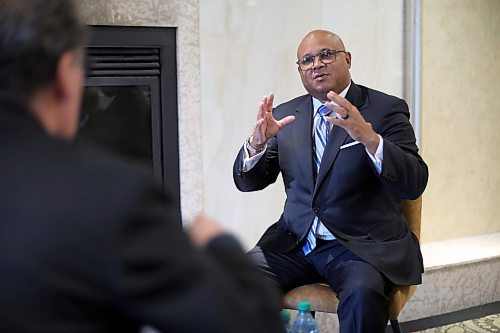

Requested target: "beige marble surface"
[
  {"left": 422, "top": 232, "right": 500, "bottom": 270},
  {"left": 400, "top": 232, "right": 500, "bottom": 321},
  {"left": 420, "top": 0, "right": 500, "bottom": 243},
  {"left": 400, "top": 257, "right": 500, "bottom": 322},
  {"left": 80, "top": 0, "right": 203, "bottom": 221}
]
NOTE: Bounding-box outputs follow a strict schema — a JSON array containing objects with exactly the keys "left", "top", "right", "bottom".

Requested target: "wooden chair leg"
[{"left": 390, "top": 319, "right": 402, "bottom": 333}]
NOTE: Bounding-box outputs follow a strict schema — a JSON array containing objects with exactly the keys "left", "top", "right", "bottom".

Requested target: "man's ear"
[
  {"left": 345, "top": 52, "right": 352, "bottom": 69},
  {"left": 53, "top": 50, "right": 81, "bottom": 103}
]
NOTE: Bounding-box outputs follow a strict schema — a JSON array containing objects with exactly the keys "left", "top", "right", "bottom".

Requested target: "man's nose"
[{"left": 312, "top": 55, "right": 324, "bottom": 69}]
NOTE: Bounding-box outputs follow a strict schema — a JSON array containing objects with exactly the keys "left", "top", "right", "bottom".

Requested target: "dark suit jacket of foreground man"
[
  {"left": 0, "top": 98, "right": 283, "bottom": 333},
  {"left": 234, "top": 82, "right": 428, "bottom": 286}
]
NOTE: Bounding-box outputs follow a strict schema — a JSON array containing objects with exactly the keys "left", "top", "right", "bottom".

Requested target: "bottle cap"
[
  {"left": 280, "top": 309, "right": 291, "bottom": 322},
  {"left": 297, "top": 301, "right": 311, "bottom": 312}
]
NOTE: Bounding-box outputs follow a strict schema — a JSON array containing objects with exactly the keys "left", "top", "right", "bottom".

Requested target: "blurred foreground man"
[{"left": 0, "top": 0, "right": 283, "bottom": 332}]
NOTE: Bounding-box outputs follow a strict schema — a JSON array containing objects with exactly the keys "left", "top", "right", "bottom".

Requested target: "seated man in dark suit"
[
  {"left": 233, "top": 29, "right": 429, "bottom": 332},
  {"left": 0, "top": 0, "right": 283, "bottom": 332}
]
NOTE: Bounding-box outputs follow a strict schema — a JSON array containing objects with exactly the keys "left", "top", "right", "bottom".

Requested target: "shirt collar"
[{"left": 312, "top": 82, "right": 351, "bottom": 114}]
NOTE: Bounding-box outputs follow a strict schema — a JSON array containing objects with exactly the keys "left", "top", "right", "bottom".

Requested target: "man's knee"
[
  {"left": 334, "top": 262, "right": 390, "bottom": 332},
  {"left": 247, "top": 246, "right": 282, "bottom": 287},
  {"left": 336, "top": 261, "right": 389, "bottom": 303},
  {"left": 343, "top": 279, "right": 387, "bottom": 305}
]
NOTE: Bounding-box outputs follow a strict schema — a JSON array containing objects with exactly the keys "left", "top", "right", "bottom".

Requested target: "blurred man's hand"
[{"left": 187, "top": 214, "right": 227, "bottom": 247}]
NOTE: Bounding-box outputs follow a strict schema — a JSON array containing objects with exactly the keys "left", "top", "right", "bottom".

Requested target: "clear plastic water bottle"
[
  {"left": 290, "top": 301, "right": 319, "bottom": 333},
  {"left": 281, "top": 309, "right": 292, "bottom": 333}
]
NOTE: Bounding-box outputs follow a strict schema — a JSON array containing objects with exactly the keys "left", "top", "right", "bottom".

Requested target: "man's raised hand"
[{"left": 249, "top": 93, "right": 295, "bottom": 153}]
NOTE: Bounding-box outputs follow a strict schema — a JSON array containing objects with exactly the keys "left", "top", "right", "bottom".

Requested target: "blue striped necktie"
[{"left": 302, "top": 104, "right": 331, "bottom": 255}]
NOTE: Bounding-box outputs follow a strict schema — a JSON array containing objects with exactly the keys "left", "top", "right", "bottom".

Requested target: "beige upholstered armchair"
[{"left": 283, "top": 197, "right": 422, "bottom": 333}]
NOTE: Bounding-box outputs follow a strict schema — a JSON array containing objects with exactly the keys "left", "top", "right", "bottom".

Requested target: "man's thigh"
[
  {"left": 248, "top": 246, "right": 324, "bottom": 292},
  {"left": 313, "top": 243, "right": 391, "bottom": 299}
]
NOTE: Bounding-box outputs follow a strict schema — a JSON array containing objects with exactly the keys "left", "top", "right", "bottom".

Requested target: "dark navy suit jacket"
[{"left": 233, "top": 82, "right": 429, "bottom": 285}]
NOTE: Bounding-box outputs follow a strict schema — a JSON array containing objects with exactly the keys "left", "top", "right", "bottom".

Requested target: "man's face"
[
  {"left": 68, "top": 54, "right": 84, "bottom": 138},
  {"left": 58, "top": 50, "right": 85, "bottom": 140},
  {"left": 297, "top": 32, "right": 351, "bottom": 102}
]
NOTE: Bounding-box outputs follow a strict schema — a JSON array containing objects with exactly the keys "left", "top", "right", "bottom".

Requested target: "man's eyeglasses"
[{"left": 296, "top": 49, "right": 348, "bottom": 71}]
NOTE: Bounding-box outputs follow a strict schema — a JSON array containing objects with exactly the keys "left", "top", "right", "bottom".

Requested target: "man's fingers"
[
  {"left": 257, "top": 118, "right": 267, "bottom": 137},
  {"left": 266, "top": 92, "right": 274, "bottom": 112},
  {"left": 325, "top": 116, "right": 342, "bottom": 126},
  {"left": 257, "top": 100, "right": 266, "bottom": 120},
  {"left": 277, "top": 115, "right": 296, "bottom": 129},
  {"left": 254, "top": 118, "right": 266, "bottom": 131},
  {"left": 327, "top": 91, "right": 353, "bottom": 112},
  {"left": 325, "top": 103, "right": 350, "bottom": 120},
  {"left": 257, "top": 92, "right": 275, "bottom": 120}
]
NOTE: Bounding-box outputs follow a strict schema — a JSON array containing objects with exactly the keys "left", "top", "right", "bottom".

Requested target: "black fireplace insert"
[{"left": 79, "top": 26, "right": 180, "bottom": 206}]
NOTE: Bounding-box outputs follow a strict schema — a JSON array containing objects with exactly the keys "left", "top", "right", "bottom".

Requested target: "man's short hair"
[{"left": 0, "top": 0, "right": 87, "bottom": 103}]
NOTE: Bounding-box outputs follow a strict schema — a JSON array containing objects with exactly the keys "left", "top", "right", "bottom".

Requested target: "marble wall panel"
[
  {"left": 421, "top": 0, "right": 500, "bottom": 242},
  {"left": 399, "top": 258, "right": 500, "bottom": 322}
]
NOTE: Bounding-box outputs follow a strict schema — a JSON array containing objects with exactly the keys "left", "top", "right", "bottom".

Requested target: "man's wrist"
[
  {"left": 246, "top": 137, "right": 266, "bottom": 155},
  {"left": 364, "top": 132, "right": 380, "bottom": 156}
]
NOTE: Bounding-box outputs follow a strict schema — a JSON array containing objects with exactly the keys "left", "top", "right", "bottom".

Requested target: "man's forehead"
[{"left": 297, "top": 36, "right": 338, "bottom": 56}]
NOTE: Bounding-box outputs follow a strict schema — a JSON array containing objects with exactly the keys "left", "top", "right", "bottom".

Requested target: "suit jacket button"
[{"left": 313, "top": 207, "right": 319, "bottom": 213}]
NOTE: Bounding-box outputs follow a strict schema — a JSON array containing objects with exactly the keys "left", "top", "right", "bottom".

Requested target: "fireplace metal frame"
[{"left": 85, "top": 25, "right": 180, "bottom": 206}]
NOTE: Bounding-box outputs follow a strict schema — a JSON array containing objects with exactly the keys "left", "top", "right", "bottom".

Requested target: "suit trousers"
[{"left": 249, "top": 239, "right": 392, "bottom": 333}]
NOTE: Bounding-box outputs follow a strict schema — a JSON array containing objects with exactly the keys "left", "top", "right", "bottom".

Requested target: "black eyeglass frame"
[{"left": 296, "top": 49, "right": 348, "bottom": 71}]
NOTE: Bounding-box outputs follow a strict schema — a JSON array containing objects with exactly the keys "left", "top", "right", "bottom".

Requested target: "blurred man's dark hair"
[{"left": 0, "top": 0, "right": 87, "bottom": 103}]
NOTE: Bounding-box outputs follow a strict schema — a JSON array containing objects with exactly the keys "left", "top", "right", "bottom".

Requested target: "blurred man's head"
[
  {"left": 296, "top": 30, "right": 352, "bottom": 103},
  {"left": 0, "top": 0, "right": 87, "bottom": 139}
]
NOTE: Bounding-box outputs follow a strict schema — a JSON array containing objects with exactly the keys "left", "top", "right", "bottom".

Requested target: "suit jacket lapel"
[
  {"left": 293, "top": 96, "right": 315, "bottom": 194},
  {"left": 313, "top": 82, "right": 366, "bottom": 195}
]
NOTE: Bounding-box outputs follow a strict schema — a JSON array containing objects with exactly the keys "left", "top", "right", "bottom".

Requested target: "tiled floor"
[{"left": 417, "top": 312, "right": 500, "bottom": 332}]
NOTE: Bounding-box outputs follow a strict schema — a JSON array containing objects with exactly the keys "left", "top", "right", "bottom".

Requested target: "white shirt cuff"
[
  {"left": 242, "top": 140, "right": 267, "bottom": 172},
  {"left": 365, "top": 135, "right": 384, "bottom": 174}
]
